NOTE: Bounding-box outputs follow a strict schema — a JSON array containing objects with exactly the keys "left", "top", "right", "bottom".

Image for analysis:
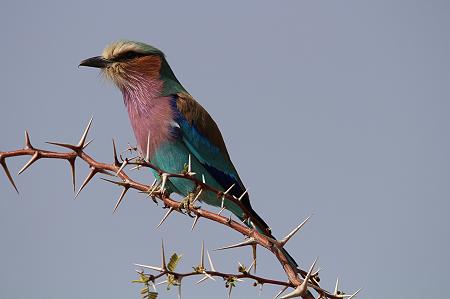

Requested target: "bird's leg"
[
  {"left": 179, "top": 186, "right": 202, "bottom": 217},
  {"left": 179, "top": 193, "right": 194, "bottom": 217}
]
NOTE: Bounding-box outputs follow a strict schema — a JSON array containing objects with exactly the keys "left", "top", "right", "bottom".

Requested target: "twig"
[{"left": 0, "top": 120, "right": 359, "bottom": 299}]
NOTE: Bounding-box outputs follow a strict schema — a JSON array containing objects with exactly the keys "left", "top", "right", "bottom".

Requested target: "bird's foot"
[
  {"left": 179, "top": 193, "right": 195, "bottom": 217},
  {"left": 179, "top": 190, "right": 201, "bottom": 217}
]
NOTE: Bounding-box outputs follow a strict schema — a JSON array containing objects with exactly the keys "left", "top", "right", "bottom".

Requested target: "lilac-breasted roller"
[{"left": 80, "top": 41, "right": 298, "bottom": 267}]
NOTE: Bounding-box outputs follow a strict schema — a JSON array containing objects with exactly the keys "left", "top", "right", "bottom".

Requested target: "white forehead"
[{"left": 102, "top": 41, "right": 143, "bottom": 60}]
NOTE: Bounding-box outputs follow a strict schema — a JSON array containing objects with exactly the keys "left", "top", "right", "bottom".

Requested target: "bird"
[{"left": 80, "top": 40, "right": 298, "bottom": 267}]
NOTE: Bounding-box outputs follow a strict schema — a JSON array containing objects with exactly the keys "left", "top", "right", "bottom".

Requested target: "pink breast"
[{"left": 121, "top": 79, "right": 174, "bottom": 158}]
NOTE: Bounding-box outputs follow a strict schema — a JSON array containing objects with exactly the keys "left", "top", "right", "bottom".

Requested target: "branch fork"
[{"left": 0, "top": 118, "right": 360, "bottom": 299}]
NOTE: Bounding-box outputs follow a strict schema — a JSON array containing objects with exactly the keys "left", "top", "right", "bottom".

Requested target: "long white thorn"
[
  {"left": 147, "top": 181, "right": 160, "bottom": 197},
  {"left": 149, "top": 178, "right": 157, "bottom": 188},
  {"left": 206, "top": 251, "right": 216, "bottom": 272},
  {"left": 116, "top": 159, "right": 128, "bottom": 176},
  {"left": 191, "top": 215, "right": 200, "bottom": 231},
  {"left": 238, "top": 189, "right": 248, "bottom": 201},
  {"left": 305, "top": 257, "right": 318, "bottom": 280},
  {"left": 113, "top": 187, "right": 128, "bottom": 213},
  {"left": 129, "top": 165, "right": 141, "bottom": 171},
  {"left": 224, "top": 184, "right": 235, "bottom": 195},
  {"left": 238, "top": 261, "right": 244, "bottom": 269},
  {"left": 203, "top": 272, "right": 215, "bottom": 281},
  {"left": 17, "top": 151, "right": 39, "bottom": 175},
  {"left": 280, "top": 257, "right": 318, "bottom": 299},
  {"left": 334, "top": 277, "right": 339, "bottom": 295},
  {"left": 274, "top": 286, "right": 288, "bottom": 299},
  {"left": 247, "top": 259, "right": 256, "bottom": 273},
  {"left": 279, "top": 286, "right": 302, "bottom": 299},
  {"left": 218, "top": 206, "right": 226, "bottom": 215},
  {"left": 83, "top": 138, "right": 94, "bottom": 149},
  {"left": 279, "top": 215, "right": 312, "bottom": 246},
  {"left": 112, "top": 139, "right": 120, "bottom": 166},
  {"left": 312, "top": 267, "right": 321, "bottom": 278},
  {"left": 200, "top": 241, "right": 205, "bottom": 268},
  {"left": 196, "top": 275, "right": 209, "bottom": 285},
  {"left": 0, "top": 158, "right": 19, "bottom": 193},
  {"left": 214, "top": 238, "right": 256, "bottom": 251},
  {"left": 78, "top": 116, "right": 94, "bottom": 148},
  {"left": 24, "top": 130, "right": 33, "bottom": 149},
  {"left": 68, "top": 158, "right": 76, "bottom": 193},
  {"left": 346, "top": 288, "right": 361, "bottom": 299},
  {"left": 133, "top": 263, "right": 164, "bottom": 272},
  {"left": 161, "top": 239, "right": 167, "bottom": 270},
  {"left": 220, "top": 184, "right": 235, "bottom": 208},
  {"left": 75, "top": 167, "right": 96, "bottom": 198},
  {"left": 155, "top": 280, "right": 167, "bottom": 286},
  {"left": 156, "top": 207, "right": 174, "bottom": 228},
  {"left": 145, "top": 131, "right": 151, "bottom": 162},
  {"left": 149, "top": 280, "right": 157, "bottom": 292},
  {"left": 191, "top": 189, "right": 203, "bottom": 204},
  {"left": 160, "top": 173, "right": 168, "bottom": 192}
]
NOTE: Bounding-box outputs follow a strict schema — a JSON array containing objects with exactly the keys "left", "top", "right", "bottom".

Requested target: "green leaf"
[
  {"left": 133, "top": 272, "right": 150, "bottom": 284},
  {"left": 167, "top": 253, "right": 182, "bottom": 272},
  {"left": 143, "top": 291, "right": 158, "bottom": 299},
  {"left": 148, "top": 292, "right": 158, "bottom": 299},
  {"left": 226, "top": 276, "right": 238, "bottom": 288},
  {"left": 167, "top": 274, "right": 181, "bottom": 290}
]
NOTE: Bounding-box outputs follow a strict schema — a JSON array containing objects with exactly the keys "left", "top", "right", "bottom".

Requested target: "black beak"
[{"left": 79, "top": 56, "right": 110, "bottom": 68}]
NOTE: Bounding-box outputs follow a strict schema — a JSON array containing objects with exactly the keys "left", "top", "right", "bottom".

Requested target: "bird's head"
[{"left": 79, "top": 40, "right": 165, "bottom": 87}]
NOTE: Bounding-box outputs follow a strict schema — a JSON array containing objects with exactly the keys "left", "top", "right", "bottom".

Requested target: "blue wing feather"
[
  {"left": 170, "top": 96, "right": 245, "bottom": 197},
  {"left": 163, "top": 94, "right": 299, "bottom": 268}
]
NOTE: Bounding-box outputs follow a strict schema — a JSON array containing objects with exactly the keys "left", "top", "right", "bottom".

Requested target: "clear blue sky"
[{"left": 1, "top": 1, "right": 449, "bottom": 298}]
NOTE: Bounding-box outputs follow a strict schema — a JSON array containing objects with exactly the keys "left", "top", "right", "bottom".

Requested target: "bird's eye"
[{"left": 114, "top": 51, "right": 146, "bottom": 61}]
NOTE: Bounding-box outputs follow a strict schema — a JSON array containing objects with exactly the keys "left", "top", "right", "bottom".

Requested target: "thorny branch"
[{"left": 0, "top": 118, "right": 360, "bottom": 299}]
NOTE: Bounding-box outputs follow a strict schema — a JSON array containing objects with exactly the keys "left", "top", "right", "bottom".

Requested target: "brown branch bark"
[{"left": 0, "top": 126, "right": 357, "bottom": 299}]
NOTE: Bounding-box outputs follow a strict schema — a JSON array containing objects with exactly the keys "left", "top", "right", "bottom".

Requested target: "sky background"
[{"left": 1, "top": 1, "right": 449, "bottom": 298}]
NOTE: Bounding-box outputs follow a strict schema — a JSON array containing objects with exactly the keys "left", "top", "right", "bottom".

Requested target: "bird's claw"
[{"left": 179, "top": 193, "right": 196, "bottom": 217}]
